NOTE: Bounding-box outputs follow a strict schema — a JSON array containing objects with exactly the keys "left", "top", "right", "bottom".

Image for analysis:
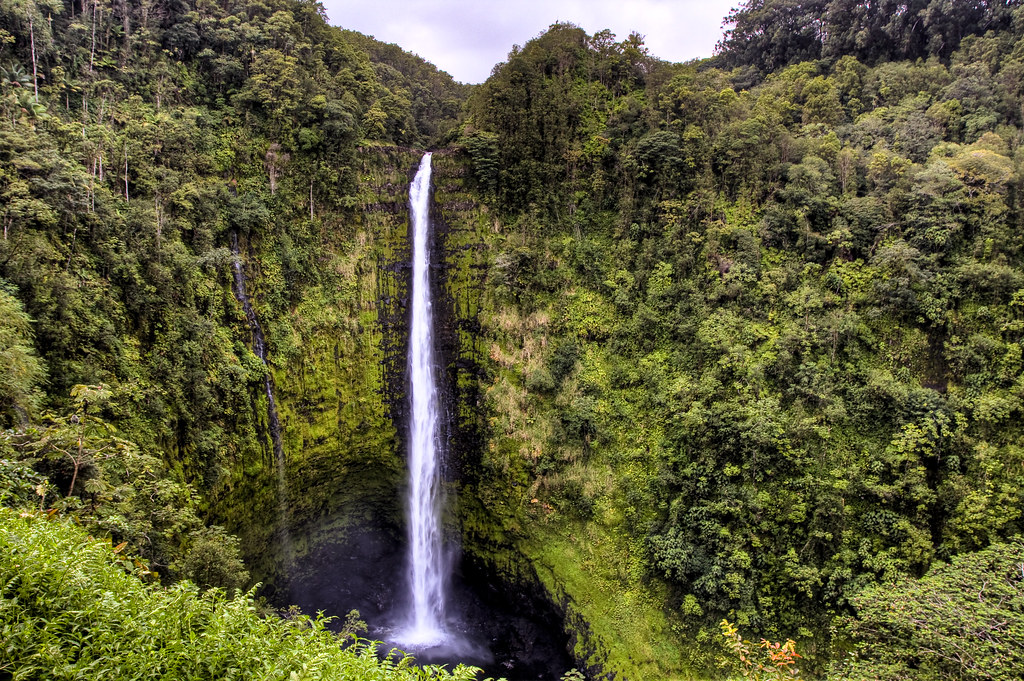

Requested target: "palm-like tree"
[
  {"left": 1, "top": 62, "right": 47, "bottom": 124},
  {"left": 0, "top": 62, "right": 31, "bottom": 89}
]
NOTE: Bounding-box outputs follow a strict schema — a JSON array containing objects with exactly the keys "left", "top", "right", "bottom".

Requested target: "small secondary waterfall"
[
  {"left": 230, "top": 233, "right": 285, "bottom": 465},
  {"left": 230, "top": 234, "right": 292, "bottom": 560},
  {"left": 399, "top": 152, "right": 448, "bottom": 646}
]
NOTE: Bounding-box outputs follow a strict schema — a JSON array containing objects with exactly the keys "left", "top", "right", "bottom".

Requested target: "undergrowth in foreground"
[{"left": 0, "top": 508, "right": 483, "bottom": 681}]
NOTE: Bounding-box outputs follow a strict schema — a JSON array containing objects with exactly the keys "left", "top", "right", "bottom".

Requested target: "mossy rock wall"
[
  {"left": 209, "top": 145, "right": 652, "bottom": 679},
  {"left": 211, "top": 146, "right": 421, "bottom": 588},
  {"left": 431, "top": 150, "right": 695, "bottom": 679},
  {"left": 430, "top": 152, "right": 660, "bottom": 679}
]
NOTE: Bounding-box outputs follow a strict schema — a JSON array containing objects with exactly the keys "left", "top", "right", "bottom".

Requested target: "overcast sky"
[{"left": 319, "top": 0, "right": 739, "bottom": 84}]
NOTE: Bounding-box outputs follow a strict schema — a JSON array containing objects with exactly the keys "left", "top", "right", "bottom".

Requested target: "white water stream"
[
  {"left": 229, "top": 233, "right": 292, "bottom": 565},
  {"left": 398, "top": 152, "right": 448, "bottom": 647}
]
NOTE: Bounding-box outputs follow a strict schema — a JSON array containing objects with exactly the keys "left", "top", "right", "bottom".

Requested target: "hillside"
[{"left": 457, "top": 6, "right": 1024, "bottom": 677}]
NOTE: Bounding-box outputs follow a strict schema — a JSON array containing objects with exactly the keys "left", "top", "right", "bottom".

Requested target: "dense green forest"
[
  {"left": 2, "top": 0, "right": 1024, "bottom": 679},
  {"left": 459, "top": 1, "right": 1024, "bottom": 677}
]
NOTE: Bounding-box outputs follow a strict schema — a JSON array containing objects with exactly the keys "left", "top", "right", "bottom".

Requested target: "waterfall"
[
  {"left": 230, "top": 233, "right": 292, "bottom": 561},
  {"left": 230, "top": 233, "right": 285, "bottom": 465},
  {"left": 399, "top": 152, "right": 448, "bottom": 646}
]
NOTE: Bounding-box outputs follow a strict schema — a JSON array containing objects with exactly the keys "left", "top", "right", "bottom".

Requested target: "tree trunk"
[
  {"left": 29, "top": 14, "right": 38, "bottom": 101},
  {"left": 120, "top": 0, "right": 130, "bottom": 65},
  {"left": 90, "top": 0, "right": 97, "bottom": 72},
  {"left": 68, "top": 433, "right": 83, "bottom": 496}
]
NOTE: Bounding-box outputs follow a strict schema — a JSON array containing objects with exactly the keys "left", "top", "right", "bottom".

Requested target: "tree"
[
  {"left": 835, "top": 540, "right": 1024, "bottom": 680},
  {"left": 716, "top": 0, "right": 828, "bottom": 73},
  {"left": 0, "top": 0, "right": 62, "bottom": 99},
  {"left": 0, "top": 282, "right": 44, "bottom": 427},
  {"left": 718, "top": 0, "right": 1019, "bottom": 74},
  {"left": 8, "top": 384, "right": 126, "bottom": 497}
]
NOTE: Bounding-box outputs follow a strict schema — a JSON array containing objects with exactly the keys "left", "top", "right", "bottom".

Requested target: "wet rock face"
[
  {"left": 455, "top": 556, "right": 577, "bottom": 680},
  {"left": 263, "top": 151, "right": 577, "bottom": 680},
  {"left": 281, "top": 526, "right": 405, "bottom": 624}
]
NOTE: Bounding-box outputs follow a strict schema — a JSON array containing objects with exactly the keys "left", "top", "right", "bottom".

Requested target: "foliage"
[
  {"left": 0, "top": 508, "right": 485, "bottom": 680},
  {"left": 716, "top": 0, "right": 1021, "bottom": 76},
  {"left": 0, "top": 454, "right": 46, "bottom": 507},
  {"left": 0, "top": 0, "right": 456, "bottom": 596},
  {"left": 340, "top": 29, "right": 469, "bottom": 142},
  {"left": 0, "top": 281, "right": 44, "bottom": 427},
  {"left": 833, "top": 539, "right": 1024, "bottom": 680},
  {"left": 341, "top": 609, "right": 369, "bottom": 638},
  {"left": 460, "top": 9, "right": 1024, "bottom": 677},
  {"left": 720, "top": 619, "right": 803, "bottom": 680},
  {"left": 5, "top": 0, "right": 1024, "bottom": 678},
  {"left": 2, "top": 385, "right": 250, "bottom": 590},
  {"left": 0, "top": 0, "right": 465, "bottom": 489}
]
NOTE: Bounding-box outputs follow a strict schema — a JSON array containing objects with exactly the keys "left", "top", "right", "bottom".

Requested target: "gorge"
[
  {"left": 273, "top": 150, "right": 575, "bottom": 679},
  {"left": 2, "top": 1, "right": 1024, "bottom": 680}
]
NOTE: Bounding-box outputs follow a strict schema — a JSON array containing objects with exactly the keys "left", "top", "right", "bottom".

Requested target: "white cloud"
[{"left": 320, "top": 0, "right": 737, "bottom": 83}]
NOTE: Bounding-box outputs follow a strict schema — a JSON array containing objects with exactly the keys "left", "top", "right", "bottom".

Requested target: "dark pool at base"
[{"left": 275, "top": 528, "right": 576, "bottom": 681}]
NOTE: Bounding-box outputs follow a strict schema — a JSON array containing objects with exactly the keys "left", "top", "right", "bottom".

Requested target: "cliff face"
[
  {"left": 212, "top": 146, "right": 418, "bottom": 595},
  {"left": 429, "top": 153, "right": 687, "bottom": 679},
  {"left": 211, "top": 145, "right": 646, "bottom": 678},
  {"left": 415, "top": 149, "right": 669, "bottom": 678}
]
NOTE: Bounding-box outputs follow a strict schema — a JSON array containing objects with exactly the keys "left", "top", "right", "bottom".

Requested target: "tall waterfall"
[{"left": 400, "top": 152, "right": 448, "bottom": 646}]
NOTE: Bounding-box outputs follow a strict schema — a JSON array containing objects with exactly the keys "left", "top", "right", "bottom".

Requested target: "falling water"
[
  {"left": 230, "top": 233, "right": 292, "bottom": 563},
  {"left": 273, "top": 154, "right": 571, "bottom": 676},
  {"left": 398, "top": 152, "right": 448, "bottom": 647},
  {"left": 230, "top": 233, "right": 285, "bottom": 466}
]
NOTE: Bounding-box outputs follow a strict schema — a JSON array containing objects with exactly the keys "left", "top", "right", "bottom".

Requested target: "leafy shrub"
[
  {"left": 552, "top": 478, "right": 595, "bottom": 520},
  {"left": 834, "top": 539, "right": 1024, "bottom": 680},
  {"left": 719, "top": 619, "right": 803, "bottom": 680},
  {"left": 547, "top": 341, "right": 581, "bottom": 383},
  {"left": 0, "top": 456, "right": 47, "bottom": 508},
  {"left": 0, "top": 508, "right": 485, "bottom": 681}
]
